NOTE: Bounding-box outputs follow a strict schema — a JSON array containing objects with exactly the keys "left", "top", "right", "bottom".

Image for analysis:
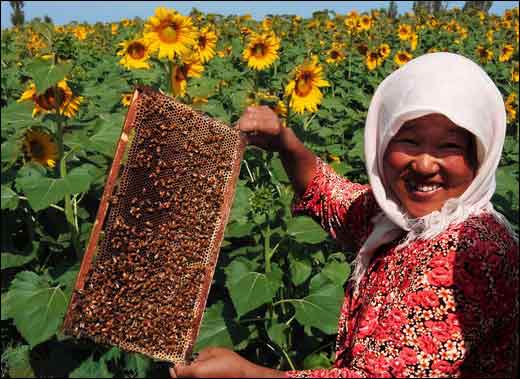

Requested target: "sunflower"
[
  {"left": 144, "top": 7, "right": 198, "bottom": 60},
  {"left": 486, "top": 30, "right": 494, "bottom": 43},
  {"left": 242, "top": 32, "right": 281, "bottom": 71},
  {"left": 240, "top": 27, "right": 253, "bottom": 37},
  {"left": 344, "top": 11, "right": 358, "bottom": 30},
  {"left": 394, "top": 51, "right": 413, "bottom": 66},
  {"left": 325, "top": 45, "right": 346, "bottom": 64},
  {"left": 121, "top": 93, "right": 133, "bottom": 107},
  {"left": 18, "top": 80, "right": 83, "bottom": 118},
  {"left": 308, "top": 19, "right": 320, "bottom": 30},
  {"left": 398, "top": 24, "right": 412, "bottom": 40},
  {"left": 502, "top": 19, "right": 512, "bottom": 29},
  {"left": 359, "top": 15, "right": 372, "bottom": 31},
  {"left": 476, "top": 45, "right": 494, "bottom": 63},
  {"left": 410, "top": 33, "right": 419, "bottom": 51},
  {"left": 72, "top": 26, "right": 89, "bottom": 41},
  {"left": 262, "top": 17, "right": 273, "bottom": 31},
  {"left": 505, "top": 92, "right": 517, "bottom": 123},
  {"left": 22, "top": 129, "right": 59, "bottom": 168},
  {"left": 274, "top": 100, "right": 287, "bottom": 119},
  {"left": 27, "top": 32, "right": 46, "bottom": 53},
  {"left": 111, "top": 23, "right": 119, "bottom": 35},
  {"left": 365, "top": 51, "right": 382, "bottom": 71},
  {"left": 356, "top": 43, "right": 369, "bottom": 56},
  {"left": 427, "top": 17, "right": 438, "bottom": 28},
  {"left": 328, "top": 154, "right": 341, "bottom": 163},
  {"left": 117, "top": 38, "right": 152, "bottom": 70},
  {"left": 217, "top": 46, "right": 232, "bottom": 57},
  {"left": 121, "top": 19, "right": 132, "bottom": 27},
  {"left": 512, "top": 64, "right": 519, "bottom": 83},
  {"left": 194, "top": 26, "right": 217, "bottom": 63},
  {"left": 284, "top": 56, "right": 330, "bottom": 114},
  {"left": 378, "top": 43, "right": 391, "bottom": 60},
  {"left": 499, "top": 44, "right": 514, "bottom": 62},
  {"left": 171, "top": 52, "right": 204, "bottom": 97}
]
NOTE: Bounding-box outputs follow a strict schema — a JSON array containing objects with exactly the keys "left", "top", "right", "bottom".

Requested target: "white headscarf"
[{"left": 352, "top": 52, "right": 517, "bottom": 288}]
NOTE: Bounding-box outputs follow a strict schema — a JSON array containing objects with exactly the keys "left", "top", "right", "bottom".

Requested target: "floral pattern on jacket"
[{"left": 285, "top": 158, "right": 519, "bottom": 378}]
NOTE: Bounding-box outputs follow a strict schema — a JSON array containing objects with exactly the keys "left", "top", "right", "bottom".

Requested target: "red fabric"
[{"left": 285, "top": 159, "right": 519, "bottom": 378}]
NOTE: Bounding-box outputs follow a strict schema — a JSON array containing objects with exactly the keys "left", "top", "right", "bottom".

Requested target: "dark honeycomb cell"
[{"left": 63, "top": 87, "right": 245, "bottom": 364}]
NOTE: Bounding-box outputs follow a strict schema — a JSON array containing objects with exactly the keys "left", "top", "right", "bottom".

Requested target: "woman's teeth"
[{"left": 408, "top": 182, "right": 441, "bottom": 192}]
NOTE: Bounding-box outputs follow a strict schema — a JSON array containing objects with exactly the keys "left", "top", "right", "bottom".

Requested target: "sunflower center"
[
  {"left": 295, "top": 73, "right": 313, "bottom": 97},
  {"left": 29, "top": 141, "right": 45, "bottom": 158},
  {"left": 198, "top": 36, "right": 207, "bottom": 48},
  {"left": 127, "top": 42, "right": 146, "bottom": 59},
  {"left": 252, "top": 43, "right": 267, "bottom": 58},
  {"left": 330, "top": 51, "right": 339, "bottom": 59},
  {"left": 34, "top": 87, "right": 66, "bottom": 111},
  {"left": 159, "top": 23, "right": 179, "bottom": 43}
]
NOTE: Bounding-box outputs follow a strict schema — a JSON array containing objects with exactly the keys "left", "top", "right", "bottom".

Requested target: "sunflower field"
[{"left": 1, "top": 5, "right": 519, "bottom": 378}]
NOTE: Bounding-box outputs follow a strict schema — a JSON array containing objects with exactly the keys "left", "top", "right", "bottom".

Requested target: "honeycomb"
[{"left": 62, "top": 86, "right": 246, "bottom": 364}]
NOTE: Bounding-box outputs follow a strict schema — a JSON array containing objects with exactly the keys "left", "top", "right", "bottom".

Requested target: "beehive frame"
[{"left": 62, "top": 86, "right": 246, "bottom": 364}]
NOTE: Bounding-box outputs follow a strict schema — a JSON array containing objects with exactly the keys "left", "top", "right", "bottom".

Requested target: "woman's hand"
[
  {"left": 169, "top": 347, "right": 285, "bottom": 378},
  {"left": 237, "top": 105, "right": 284, "bottom": 151}
]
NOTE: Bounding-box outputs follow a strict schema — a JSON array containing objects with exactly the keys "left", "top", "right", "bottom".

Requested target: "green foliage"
[
  {"left": 1, "top": 271, "right": 68, "bottom": 347},
  {"left": 1, "top": 4, "right": 518, "bottom": 378}
]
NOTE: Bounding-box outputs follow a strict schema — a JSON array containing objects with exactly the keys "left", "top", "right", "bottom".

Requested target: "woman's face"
[{"left": 383, "top": 113, "right": 477, "bottom": 219}]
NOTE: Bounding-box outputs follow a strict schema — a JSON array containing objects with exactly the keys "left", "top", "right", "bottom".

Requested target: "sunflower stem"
[
  {"left": 54, "top": 89, "right": 80, "bottom": 259},
  {"left": 167, "top": 60, "right": 174, "bottom": 97}
]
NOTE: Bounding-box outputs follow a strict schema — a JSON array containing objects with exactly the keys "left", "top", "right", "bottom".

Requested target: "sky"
[{"left": 1, "top": 1, "right": 518, "bottom": 28}]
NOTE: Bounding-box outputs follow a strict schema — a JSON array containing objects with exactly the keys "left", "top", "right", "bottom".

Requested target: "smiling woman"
[{"left": 175, "top": 52, "right": 519, "bottom": 378}]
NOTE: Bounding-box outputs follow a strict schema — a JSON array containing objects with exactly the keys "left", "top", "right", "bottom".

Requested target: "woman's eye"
[
  {"left": 441, "top": 143, "right": 462, "bottom": 149},
  {"left": 398, "top": 139, "right": 417, "bottom": 145}
]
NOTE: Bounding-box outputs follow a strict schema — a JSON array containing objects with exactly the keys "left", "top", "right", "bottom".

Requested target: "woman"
[{"left": 171, "top": 53, "right": 518, "bottom": 378}]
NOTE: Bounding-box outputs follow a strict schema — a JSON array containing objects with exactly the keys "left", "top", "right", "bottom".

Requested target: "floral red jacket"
[{"left": 285, "top": 158, "right": 519, "bottom": 378}]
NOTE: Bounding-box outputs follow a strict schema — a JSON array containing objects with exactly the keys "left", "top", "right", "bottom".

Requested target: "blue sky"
[{"left": 1, "top": 1, "right": 518, "bottom": 28}]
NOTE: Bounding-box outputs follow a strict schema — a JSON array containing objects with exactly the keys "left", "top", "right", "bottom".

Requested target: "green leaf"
[
  {"left": 100, "top": 347, "right": 122, "bottom": 364},
  {"left": 1, "top": 271, "right": 68, "bottom": 347},
  {"left": 286, "top": 216, "right": 328, "bottom": 244},
  {"left": 25, "top": 59, "right": 73, "bottom": 94},
  {"left": 292, "top": 281, "right": 344, "bottom": 334},
  {"left": 289, "top": 253, "right": 312, "bottom": 286},
  {"left": 225, "top": 259, "right": 282, "bottom": 317},
  {"left": 303, "top": 352, "right": 332, "bottom": 370},
  {"left": 69, "top": 356, "right": 113, "bottom": 378},
  {"left": 1, "top": 139, "right": 21, "bottom": 166},
  {"left": 267, "top": 321, "right": 288, "bottom": 349},
  {"left": 195, "top": 301, "right": 234, "bottom": 351},
  {"left": 1, "top": 185, "right": 19, "bottom": 210},
  {"left": 347, "top": 128, "right": 365, "bottom": 162},
  {"left": 1, "top": 242, "right": 39, "bottom": 270},
  {"left": 187, "top": 77, "right": 219, "bottom": 98},
  {"left": 200, "top": 100, "right": 230, "bottom": 124},
  {"left": 270, "top": 156, "right": 290, "bottom": 183},
  {"left": 1, "top": 345, "right": 35, "bottom": 378},
  {"left": 88, "top": 114, "right": 124, "bottom": 157},
  {"left": 322, "top": 96, "right": 345, "bottom": 111},
  {"left": 124, "top": 353, "right": 150, "bottom": 378},
  {"left": 16, "top": 164, "right": 95, "bottom": 211},
  {"left": 225, "top": 222, "right": 254, "bottom": 238},
  {"left": 1, "top": 102, "right": 36, "bottom": 135},
  {"left": 322, "top": 261, "right": 351, "bottom": 287},
  {"left": 229, "top": 181, "right": 252, "bottom": 223}
]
